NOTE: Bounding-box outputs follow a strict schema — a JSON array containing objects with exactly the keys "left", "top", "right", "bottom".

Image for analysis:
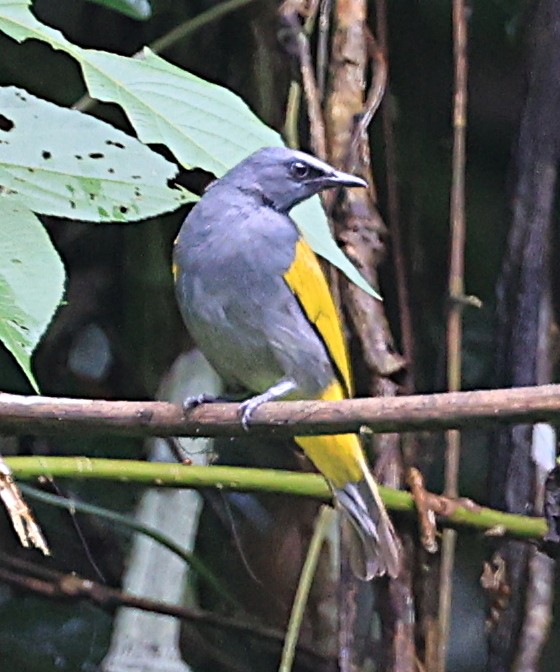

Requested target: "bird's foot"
[
  {"left": 182, "top": 392, "right": 219, "bottom": 412},
  {"left": 237, "top": 380, "right": 298, "bottom": 431},
  {"left": 238, "top": 397, "right": 264, "bottom": 431}
]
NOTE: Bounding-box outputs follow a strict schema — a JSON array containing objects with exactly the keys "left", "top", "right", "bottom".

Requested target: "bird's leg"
[
  {"left": 182, "top": 390, "right": 247, "bottom": 412},
  {"left": 238, "top": 379, "right": 297, "bottom": 430}
]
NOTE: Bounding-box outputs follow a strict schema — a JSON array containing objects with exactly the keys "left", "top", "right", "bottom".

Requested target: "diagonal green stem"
[
  {"left": 148, "top": 0, "right": 258, "bottom": 55},
  {"left": 279, "top": 506, "right": 335, "bottom": 672},
  {"left": 18, "top": 482, "right": 240, "bottom": 608}
]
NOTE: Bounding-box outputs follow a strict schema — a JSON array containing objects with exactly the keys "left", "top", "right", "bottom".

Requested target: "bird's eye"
[{"left": 289, "top": 161, "right": 310, "bottom": 180}]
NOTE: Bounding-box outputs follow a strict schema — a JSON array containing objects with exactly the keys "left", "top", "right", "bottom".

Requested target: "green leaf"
[
  {"left": 81, "top": 48, "right": 382, "bottom": 299},
  {"left": 292, "top": 198, "right": 382, "bottom": 301},
  {"left": 0, "top": 202, "right": 65, "bottom": 390},
  {"left": 81, "top": 48, "right": 281, "bottom": 175},
  {"left": 85, "top": 0, "right": 152, "bottom": 20},
  {"left": 0, "top": 0, "right": 381, "bottom": 298},
  {"left": 0, "top": 86, "right": 194, "bottom": 222}
]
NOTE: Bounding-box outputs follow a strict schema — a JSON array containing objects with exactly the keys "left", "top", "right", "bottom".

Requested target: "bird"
[{"left": 173, "top": 146, "right": 400, "bottom": 580}]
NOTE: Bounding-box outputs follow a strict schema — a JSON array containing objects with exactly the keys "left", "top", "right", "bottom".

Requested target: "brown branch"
[
  {"left": 322, "top": 4, "right": 407, "bottom": 668},
  {"left": 438, "top": 2, "right": 470, "bottom": 670},
  {"left": 316, "top": 0, "right": 332, "bottom": 101},
  {"left": 325, "top": 11, "right": 404, "bottom": 380},
  {"left": 407, "top": 467, "right": 438, "bottom": 554},
  {"left": 0, "top": 458, "right": 49, "bottom": 555},
  {"left": 347, "top": 29, "right": 387, "bottom": 166},
  {"left": 0, "top": 552, "right": 333, "bottom": 671},
  {"left": 513, "top": 549, "right": 554, "bottom": 670},
  {"left": 374, "top": 0, "right": 415, "bottom": 393},
  {"left": 279, "top": 4, "right": 328, "bottom": 158},
  {"left": 1, "top": 385, "right": 560, "bottom": 438}
]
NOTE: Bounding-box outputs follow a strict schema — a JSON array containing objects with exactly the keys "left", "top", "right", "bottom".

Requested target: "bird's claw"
[
  {"left": 238, "top": 398, "right": 259, "bottom": 431},
  {"left": 182, "top": 393, "right": 218, "bottom": 412}
]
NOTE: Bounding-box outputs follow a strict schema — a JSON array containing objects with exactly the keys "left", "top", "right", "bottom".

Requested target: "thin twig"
[
  {"left": 316, "top": 0, "right": 332, "bottom": 101},
  {"left": 284, "top": 83, "right": 303, "bottom": 149},
  {"left": 282, "top": 5, "right": 320, "bottom": 149},
  {"left": 0, "top": 552, "right": 332, "bottom": 668},
  {"left": 439, "top": 1, "right": 469, "bottom": 670},
  {"left": 279, "top": 9, "right": 327, "bottom": 159},
  {"left": 18, "top": 483, "right": 237, "bottom": 606},
  {"left": 0, "top": 458, "right": 49, "bottom": 555},
  {"left": 407, "top": 467, "right": 438, "bottom": 553},
  {"left": 348, "top": 29, "right": 387, "bottom": 166},
  {"left": 445, "top": 0, "right": 469, "bottom": 477},
  {"left": 149, "top": 0, "right": 258, "bottom": 54},
  {"left": 375, "top": 0, "right": 415, "bottom": 392}
]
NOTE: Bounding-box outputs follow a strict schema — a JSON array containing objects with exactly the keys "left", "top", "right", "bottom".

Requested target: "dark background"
[{"left": 0, "top": 1, "right": 544, "bottom": 670}]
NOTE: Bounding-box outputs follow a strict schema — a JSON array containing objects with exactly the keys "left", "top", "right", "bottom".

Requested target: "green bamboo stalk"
[
  {"left": 5, "top": 456, "right": 548, "bottom": 540},
  {"left": 279, "top": 506, "right": 334, "bottom": 672}
]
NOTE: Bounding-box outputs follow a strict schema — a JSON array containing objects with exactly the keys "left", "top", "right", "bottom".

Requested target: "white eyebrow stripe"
[{"left": 290, "top": 150, "right": 335, "bottom": 174}]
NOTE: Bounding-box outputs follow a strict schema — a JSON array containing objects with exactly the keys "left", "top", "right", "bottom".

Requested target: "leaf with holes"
[
  {"left": 0, "top": 202, "right": 65, "bottom": 390},
  {"left": 0, "top": 86, "right": 193, "bottom": 222},
  {"left": 0, "top": 0, "right": 380, "bottom": 297}
]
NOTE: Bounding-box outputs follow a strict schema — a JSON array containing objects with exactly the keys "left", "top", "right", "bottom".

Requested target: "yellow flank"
[
  {"left": 283, "top": 239, "right": 353, "bottom": 396},
  {"left": 295, "top": 433, "right": 365, "bottom": 488},
  {"left": 294, "top": 377, "right": 364, "bottom": 486},
  {"left": 283, "top": 239, "right": 365, "bottom": 488}
]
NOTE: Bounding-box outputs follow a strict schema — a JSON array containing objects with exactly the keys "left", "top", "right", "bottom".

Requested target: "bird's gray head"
[{"left": 216, "top": 147, "right": 367, "bottom": 212}]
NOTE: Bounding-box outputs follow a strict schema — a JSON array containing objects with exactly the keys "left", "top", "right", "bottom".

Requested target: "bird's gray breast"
[{"left": 174, "top": 187, "right": 334, "bottom": 395}]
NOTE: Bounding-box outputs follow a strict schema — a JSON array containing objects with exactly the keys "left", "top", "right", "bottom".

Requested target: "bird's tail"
[
  {"left": 334, "top": 465, "right": 401, "bottom": 580},
  {"left": 296, "top": 432, "right": 400, "bottom": 580}
]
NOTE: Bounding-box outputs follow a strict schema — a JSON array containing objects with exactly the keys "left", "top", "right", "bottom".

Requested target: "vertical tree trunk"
[{"left": 490, "top": 2, "right": 560, "bottom": 668}]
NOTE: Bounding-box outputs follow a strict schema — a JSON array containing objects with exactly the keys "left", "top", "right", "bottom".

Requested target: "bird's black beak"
[{"left": 321, "top": 169, "right": 368, "bottom": 190}]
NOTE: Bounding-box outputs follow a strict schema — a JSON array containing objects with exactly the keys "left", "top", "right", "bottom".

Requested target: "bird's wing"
[{"left": 283, "top": 238, "right": 353, "bottom": 397}]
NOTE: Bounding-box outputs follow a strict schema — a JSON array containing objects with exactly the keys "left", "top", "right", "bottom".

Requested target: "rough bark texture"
[
  {"left": 2, "top": 385, "right": 560, "bottom": 437},
  {"left": 325, "top": 2, "right": 412, "bottom": 670},
  {"left": 489, "top": 1, "right": 560, "bottom": 668}
]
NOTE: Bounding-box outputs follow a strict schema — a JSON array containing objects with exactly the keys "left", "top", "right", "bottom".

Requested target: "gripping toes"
[
  {"left": 182, "top": 392, "right": 218, "bottom": 412},
  {"left": 238, "top": 397, "right": 262, "bottom": 430},
  {"left": 237, "top": 379, "right": 298, "bottom": 431}
]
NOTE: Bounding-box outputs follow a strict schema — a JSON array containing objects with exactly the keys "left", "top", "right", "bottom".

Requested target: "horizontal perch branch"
[
  {"left": 0, "top": 384, "right": 560, "bottom": 437},
  {"left": 5, "top": 457, "right": 548, "bottom": 540}
]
